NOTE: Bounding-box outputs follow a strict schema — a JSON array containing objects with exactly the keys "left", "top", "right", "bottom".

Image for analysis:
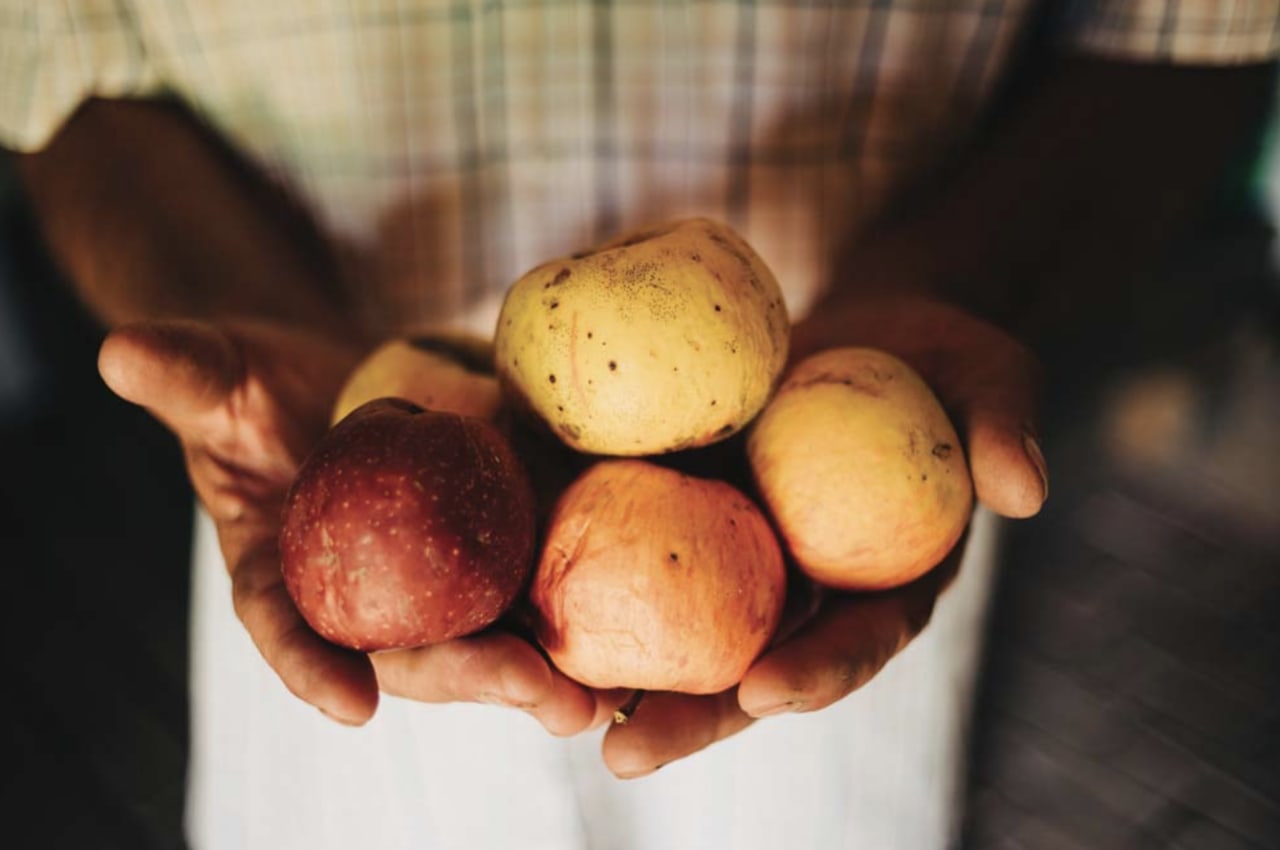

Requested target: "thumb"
[
  {"left": 954, "top": 358, "right": 1048, "bottom": 519},
  {"left": 99, "top": 320, "right": 243, "bottom": 419}
]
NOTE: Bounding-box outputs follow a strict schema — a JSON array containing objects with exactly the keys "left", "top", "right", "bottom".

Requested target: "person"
[{"left": 4, "top": 2, "right": 1276, "bottom": 848}]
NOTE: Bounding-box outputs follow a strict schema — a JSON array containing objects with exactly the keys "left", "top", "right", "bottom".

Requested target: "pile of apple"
[{"left": 279, "top": 219, "right": 973, "bottom": 696}]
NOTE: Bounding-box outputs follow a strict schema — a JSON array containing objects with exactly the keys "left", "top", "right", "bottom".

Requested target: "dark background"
[
  {"left": 0, "top": 156, "right": 193, "bottom": 849},
  {"left": 1, "top": 113, "right": 1278, "bottom": 849}
]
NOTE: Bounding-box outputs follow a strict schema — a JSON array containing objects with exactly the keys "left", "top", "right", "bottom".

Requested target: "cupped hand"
[
  {"left": 599, "top": 294, "right": 1049, "bottom": 778},
  {"left": 99, "top": 319, "right": 598, "bottom": 733}
]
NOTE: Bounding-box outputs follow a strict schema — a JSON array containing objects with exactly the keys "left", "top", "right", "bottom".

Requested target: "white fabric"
[{"left": 188, "top": 507, "right": 1002, "bottom": 850}]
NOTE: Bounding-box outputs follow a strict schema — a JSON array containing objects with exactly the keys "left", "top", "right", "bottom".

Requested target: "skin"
[{"left": 15, "top": 55, "right": 1275, "bottom": 775}]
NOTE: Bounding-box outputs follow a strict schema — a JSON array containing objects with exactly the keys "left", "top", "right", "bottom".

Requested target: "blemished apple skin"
[
  {"left": 279, "top": 398, "right": 537, "bottom": 651},
  {"left": 530, "top": 459, "right": 786, "bottom": 694}
]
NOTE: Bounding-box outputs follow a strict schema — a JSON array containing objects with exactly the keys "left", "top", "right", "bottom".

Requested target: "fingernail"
[
  {"left": 318, "top": 707, "right": 362, "bottom": 727},
  {"left": 746, "top": 699, "right": 804, "bottom": 718},
  {"left": 616, "top": 762, "right": 665, "bottom": 780},
  {"left": 1023, "top": 430, "right": 1049, "bottom": 503}
]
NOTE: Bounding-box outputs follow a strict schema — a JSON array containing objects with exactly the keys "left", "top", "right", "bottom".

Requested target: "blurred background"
[{"left": 0, "top": 90, "right": 1278, "bottom": 849}]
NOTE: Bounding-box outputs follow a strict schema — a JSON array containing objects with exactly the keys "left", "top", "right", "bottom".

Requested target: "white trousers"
[{"left": 186, "top": 509, "right": 1000, "bottom": 850}]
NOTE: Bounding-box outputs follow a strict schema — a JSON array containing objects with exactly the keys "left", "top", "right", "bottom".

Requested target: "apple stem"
[{"left": 612, "top": 690, "right": 646, "bottom": 725}]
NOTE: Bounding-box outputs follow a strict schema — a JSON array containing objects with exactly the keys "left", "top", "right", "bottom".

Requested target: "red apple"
[{"left": 279, "top": 398, "right": 537, "bottom": 651}]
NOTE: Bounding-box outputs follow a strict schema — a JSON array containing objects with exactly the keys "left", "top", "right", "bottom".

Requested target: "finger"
[
  {"left": 99, "top": 320, "right": 243, "bottom": 422},
  {"left": 223, "top": 522, "right": 379, "bottom": 725},
  {"left": 949, "top": 353, "right": 1047, "bottom": 519},
  {"left": 737, "top": 596, "right": 918, "bottom": 717},
  {"left": 737, "top": 554, "right": 953, "bottom": 718},
  {"left": 184, "top": 443, "right": 289, "bottom": 523},
  {"left": 602, "top": 689, "right": 753, "bottom": 779},
  {"left": 372, "top": 632, "right": 598, "bottom": 737}
]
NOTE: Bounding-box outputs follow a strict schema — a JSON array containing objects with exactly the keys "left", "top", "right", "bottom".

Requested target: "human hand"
[
  {"left": 598, "top": 294, "right": 1048, "bottom": 777},
  {"left": 99, "top": 319, "right": 598, "bottom": 733}
]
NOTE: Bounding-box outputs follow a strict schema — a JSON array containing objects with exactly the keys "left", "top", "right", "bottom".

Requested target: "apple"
[
  {"left": 330, "top": 335, "right": 502, "bottom": 426},
  {"left": 529, "top": 459, "right": 786, "bottom": 694},
  {"left": 494, "top": 218, "right": 790, "bottom": 456},
  {"left": 748, "top": 347, "right": 972, "bottom": 591},
  {"left": 279, "top": 398, "right": 537, "bottom": 651}
]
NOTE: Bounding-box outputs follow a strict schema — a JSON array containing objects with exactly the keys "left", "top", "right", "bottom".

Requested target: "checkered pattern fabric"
[{"left": 3, "top": 1, "right": 1277, "bottom": 335}]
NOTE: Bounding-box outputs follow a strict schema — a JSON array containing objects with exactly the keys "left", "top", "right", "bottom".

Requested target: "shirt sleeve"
[
  {"left": 1063, "top": 0, "right": 1280, "bottom": 64},
  {"left": 0, "top": 1, "right": 162, "bottom": 152}
]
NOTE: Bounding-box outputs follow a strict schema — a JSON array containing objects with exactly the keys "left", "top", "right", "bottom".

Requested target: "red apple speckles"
[{"left": 279, "top": 398, "right": 537, "bottom": 651}]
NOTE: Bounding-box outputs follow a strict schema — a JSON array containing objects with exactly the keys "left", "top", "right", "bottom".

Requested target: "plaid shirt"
[{"left": 4, "top": 1, "right": 1278, "bottom": 335}]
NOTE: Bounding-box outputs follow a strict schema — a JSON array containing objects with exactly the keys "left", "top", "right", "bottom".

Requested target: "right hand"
[
  {"left": 597, "top": 294, "right": 1047, "bottom": 777},
  {"left": 99, "top": 318, "right": 600, "bottom": 733}
]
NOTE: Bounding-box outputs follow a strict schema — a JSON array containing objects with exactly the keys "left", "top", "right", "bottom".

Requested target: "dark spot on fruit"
[
  {"left": 669, "top": 552, "right": 679, "bottom": 562},
  {"left": 557, "top": 405, "right": 564, "bottom": 412},
  {"left": 549, "top": 300, "right": 559, "bottom": 309},
  {"left": 932, "top": 443, "right": 953, "bottom": 459},
  {"left": 608, "top": 361, "right": 617, "bottom": 371},
  {"left": 548, "top": 374, "right": 557, "bottom": 384},
  {"left": 552, "top": 268, "right": 571, "bottom": 285},
  {"left": 714, "top": 304, "right": 721, "bottom": 312},
  {"left": 587, "top": 331, "right": 594, "bottom": 339},
  {"left": 710, "top": 399, "right": 717, "bottom": 406},
  {"left": 921, "top": 473, "right": 928, "bottom": 481},
  {"left": 691, "top": 253, "right": 701, "bottom": 262}
]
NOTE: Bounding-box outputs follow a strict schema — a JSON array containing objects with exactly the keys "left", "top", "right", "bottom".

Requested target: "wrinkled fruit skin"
[
  {"left": 280, "top": 398, "right": 537, "bottom": 651},
  {"left": 748, "top": 347, "right": 973, "bottom": 591},
  {"left": 530, "top": 459, "right": 786, "bottom": 694},
  {"left": 494, "top": 217, "right": 790, "bottom": 456}
]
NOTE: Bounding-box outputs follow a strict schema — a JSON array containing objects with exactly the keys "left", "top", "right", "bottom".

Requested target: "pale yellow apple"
[
  {"left": 748, "top": 347, "right": 972, "bottom": 591},
  {"left": 331, "top": 336, "right": 501, "bottom": 425},
  {"left": 494, "top": 218, "right": 789, "bottom": 456}
]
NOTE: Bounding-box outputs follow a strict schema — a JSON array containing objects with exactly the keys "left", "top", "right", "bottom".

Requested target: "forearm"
[
  {"left": 830, "top": 56, "right": 1276, "bottom": 338},
  {"left": 17, "top": 97, "right": 362, "bottom": 340}
]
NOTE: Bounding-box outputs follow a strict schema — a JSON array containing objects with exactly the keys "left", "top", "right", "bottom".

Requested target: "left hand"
[{"left": 599, "top": 294, "right": 1048, "bottom": 778}]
